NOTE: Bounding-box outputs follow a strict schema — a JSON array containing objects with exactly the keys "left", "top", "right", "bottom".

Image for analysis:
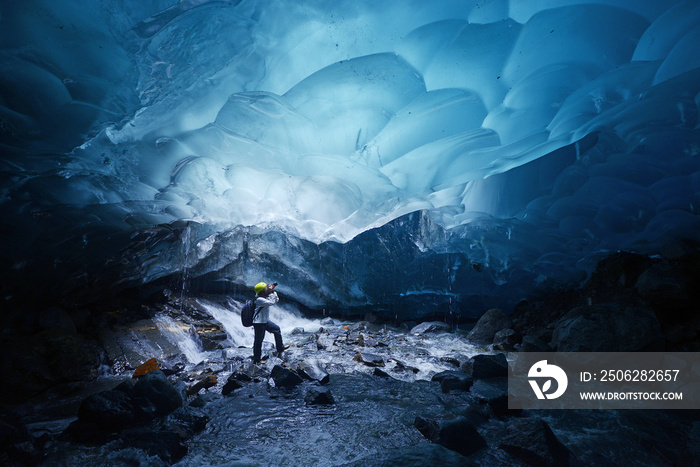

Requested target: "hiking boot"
[{"left": 277, "top": 344, "right": 290, "bottom": 357}]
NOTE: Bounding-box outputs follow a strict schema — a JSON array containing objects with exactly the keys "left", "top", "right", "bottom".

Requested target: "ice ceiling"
[{"left": 2, "top": 0, "right": 700, "bottom": 316}]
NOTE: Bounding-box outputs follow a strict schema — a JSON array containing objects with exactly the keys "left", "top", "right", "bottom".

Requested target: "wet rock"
[
  {"left": 471, "top": 353, "right": 508, "bottom": 379},
  {"left": 414, "top": 416, "right": 439, "bottom": 441},
  {"left": 291, "top": 327, "right": 305, "bottom": 335},
  {"left": 163, "top": 405, "right": 209, "bottom": 439},
  {"left": 551, "top": 303, "right": 661, "bottom": 352},
  {"left": 493, "top": 328, "right": 517, "bottom": 349},
  {"left": 297, "top": 360, "right": 330, "bottom": 385},
  {"left": 320, "top": 317, "right": 335, "bottom": 326},
  {"left": 345, "top": 331, "right": 361, "bottom": 345},
  {"left": 186, "top": 375, "right": 217, "bottom": 396},
  {"left": 120, "top": 428, "right": 187, "bottom": 464},
  {"left": 353, "top": 351, "right": 385, "bottom": 367},
  {"left": 467, "top": 309, "right": 512, "bottom": 344},
  {"left": 349, "top": 321, "right": 369, "bottom": 331},
  {"left": 499, "top": 417, "right": 570, "bottom": 467},
  {"left": 373, "top": 368, "right": 390, "bottom": 378},
  {"left": 133, "top": 357, "right": 161, "bottom": 378},
  {"left": 469, "top": 378, "right": 509, "bottom": 416},
  {"left": 316, "top": 334, "right": 336, "bottom": 350},
  {"left": 198, "top": 327, "right": 228, "bottom": 351},
  {"left": 436, "top": 416, "right": 488, "bottom": 457},
  {"left": 410, "top": 321, "right": 451, "bottom": 334},
  {"left": 391, "top": 358, "right": 419, "bottom": 374},
  {"left": 439, "top": 356, "right": 460, "bottom": 367},
  {"left": 358, "top": 333, "right": 378, "bottom": 347},
  {"left": 133, "top": 370, "right": 183, "bottom": 417},
  {"left": 221, "top": 377, "right": 242, "bottom": 396},
  {"left": 304, "top": 387, "right": 335, "bottom": 405},
  {"left": 271, "top": 365, "right": 303, "bottom": 389},
  {"left": 431, "top": 371, "right": 473, "bottom": 393},
  {"left": 221, "top": 370, "right": 253, "bottom": 395},
  {"left": 518, "top": 335, "right": 552, "bottom": 352},
  {"left": 78, "top": 388, "right": 136, "bottom": 430}
]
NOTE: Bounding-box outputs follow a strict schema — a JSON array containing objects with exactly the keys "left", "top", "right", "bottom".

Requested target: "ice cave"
[{"left": 1, "top": 1, "right": 700, "bottom": 465}]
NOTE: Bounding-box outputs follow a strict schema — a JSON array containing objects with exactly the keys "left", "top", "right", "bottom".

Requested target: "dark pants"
[{"left": 253, "top": 321, "right": 284, "bottom": 362}]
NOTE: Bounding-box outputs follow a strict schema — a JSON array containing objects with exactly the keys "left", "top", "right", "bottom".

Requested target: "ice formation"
[{"left": 1, "top": 0, "right": 699, "bottom": 316}]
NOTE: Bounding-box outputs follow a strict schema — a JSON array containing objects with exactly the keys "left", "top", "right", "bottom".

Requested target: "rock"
[
  {"left": 186, "top": 375, "right": 217, "bottom": 396},
  {"left": 373, "top": 368, "right": 390, "bottom": 378},
  {"left": 133, "top": 358, "right": 161, "bottom": 378},
  {"left": 78, "top": 388, "right": 135, "bottom": 431},
  {"left": 469, "top": 378, "right": 509, "bottom": 416},
  {"left": 297, "top": 360, "right": 330, "bottom": 385},
  {"left": 353, "top": 352, "right": 385, "bottom": 367},
  {"left": 270, "top": 365, "right": 303, "bottom": 389},
  {"left": 410, "top": 321, "right": 451, "bottom": 334},
  {"left": 133, "top": 370, "right": 183, "bottom": 417},
  {"left": 499, "top": 418, "right": 570, "bottom": 467},
  {"left": 320, "top": 317, "right": 335, "bottom": 326},
  {"left": 198, "top": 329, "right": 228, "bottom": 351},
  {"left": 391, "top": 358, "right": 419, "bottom": 374},
  {"left": 304, "top": 387, "right": 335, "bottom": 405},
  {"left": 436, "top": 416, "right": 488, "bottom": 457},
  {"left": 471, "top": 353, "right": 508, "bottom": 379},
  {"left": 316, "top": 334, "right": 336, "bottom": 350},
  {"left": 345, "top": 331, "right": 361, "bottom": 345},
  {"left": 163, "top": 406, "right": 209, "bottom": 439},
  {"left": 291, "top": 327, "right": 305, "bottom": 335},
  {"left": 432, "top": 371, "right": 473, "bottom": 393},
  {"left": 467, "top": 309, "right": 512, "bottom": 344},
  {"left": 349, "top": 321, "right": 369, "bottom": 331},
  {"left": 636, "top": 262, "right": 690, "bottom": 305},
  {"left": 120, "top": 428, "right": 187, "bottom": 464},
  {"left": 439, "top": 356, "right": 460, "bottom": 367},
  {"left": 551, "top": 303, "right": 661, "bottom": 352},
  {"left": 221, "top": 377, "right": 242, "bottom": 396},
  {"left": 358, "top": 333, "right": 378, "bottom": 347},
  {"left": 493, "top": 328, "right": 517, "bottom": 349},
  {"left": 414, "top": 416, "right": 439, "bottom": 441},
  {"left": 519, "top": 335, "right": 552, "bottom": 353}
]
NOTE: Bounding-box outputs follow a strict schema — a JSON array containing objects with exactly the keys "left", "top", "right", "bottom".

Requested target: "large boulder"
[
  {"left": 499, "top": 417, "right": 570, "bottom": 467},
  {"left": 470, "top": 353, "right": 508, "bottom": 379},
  {"left": 78, "top": 387, "right": 135, "bottom": 431},
  {"left": 467, "top": 309, "right": 512, "bottom": 344},
  {"left": 635, "top": 262, "right": 691, "bottom": 306},
  {"left": 133, "top": 370, "right": 183, "bottom": 417},
  {"left": 436, "top": 416, "right": 488, "bottom": 457},
  {"left": 551, "top": 303, "right": 661, "bottom": 352}
]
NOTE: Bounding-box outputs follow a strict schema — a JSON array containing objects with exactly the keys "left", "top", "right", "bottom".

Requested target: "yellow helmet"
[{"left": 254, "top": 282, "right": 267, "bottom": 293}]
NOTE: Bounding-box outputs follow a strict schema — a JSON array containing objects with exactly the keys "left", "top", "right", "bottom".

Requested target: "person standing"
[{"left": 252, "top": 281, "right": 289, "bottom": 364}]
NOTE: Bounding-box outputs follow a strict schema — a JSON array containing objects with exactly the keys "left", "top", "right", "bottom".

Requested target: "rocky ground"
[{"left": 1, "top": 248, "right": 700, "bottom": 465}]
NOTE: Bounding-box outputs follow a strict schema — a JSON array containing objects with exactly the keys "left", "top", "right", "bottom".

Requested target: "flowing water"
[{"left": 29, "top": 297, "right": 698, "bottom": 466}]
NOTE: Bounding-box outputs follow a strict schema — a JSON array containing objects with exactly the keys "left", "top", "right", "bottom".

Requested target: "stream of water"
[{"left": 28, "top": 298, "right": 697, "bottom": 466}]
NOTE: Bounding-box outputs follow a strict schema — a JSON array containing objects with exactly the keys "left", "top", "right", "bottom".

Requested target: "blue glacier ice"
[{"left": 1, "top": 0, "right": 700, "bottom": 319}]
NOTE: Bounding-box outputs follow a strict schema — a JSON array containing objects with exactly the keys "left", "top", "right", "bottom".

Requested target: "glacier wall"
[{"left": 1, "top": 0, "right": 699, "bottom": 317}]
